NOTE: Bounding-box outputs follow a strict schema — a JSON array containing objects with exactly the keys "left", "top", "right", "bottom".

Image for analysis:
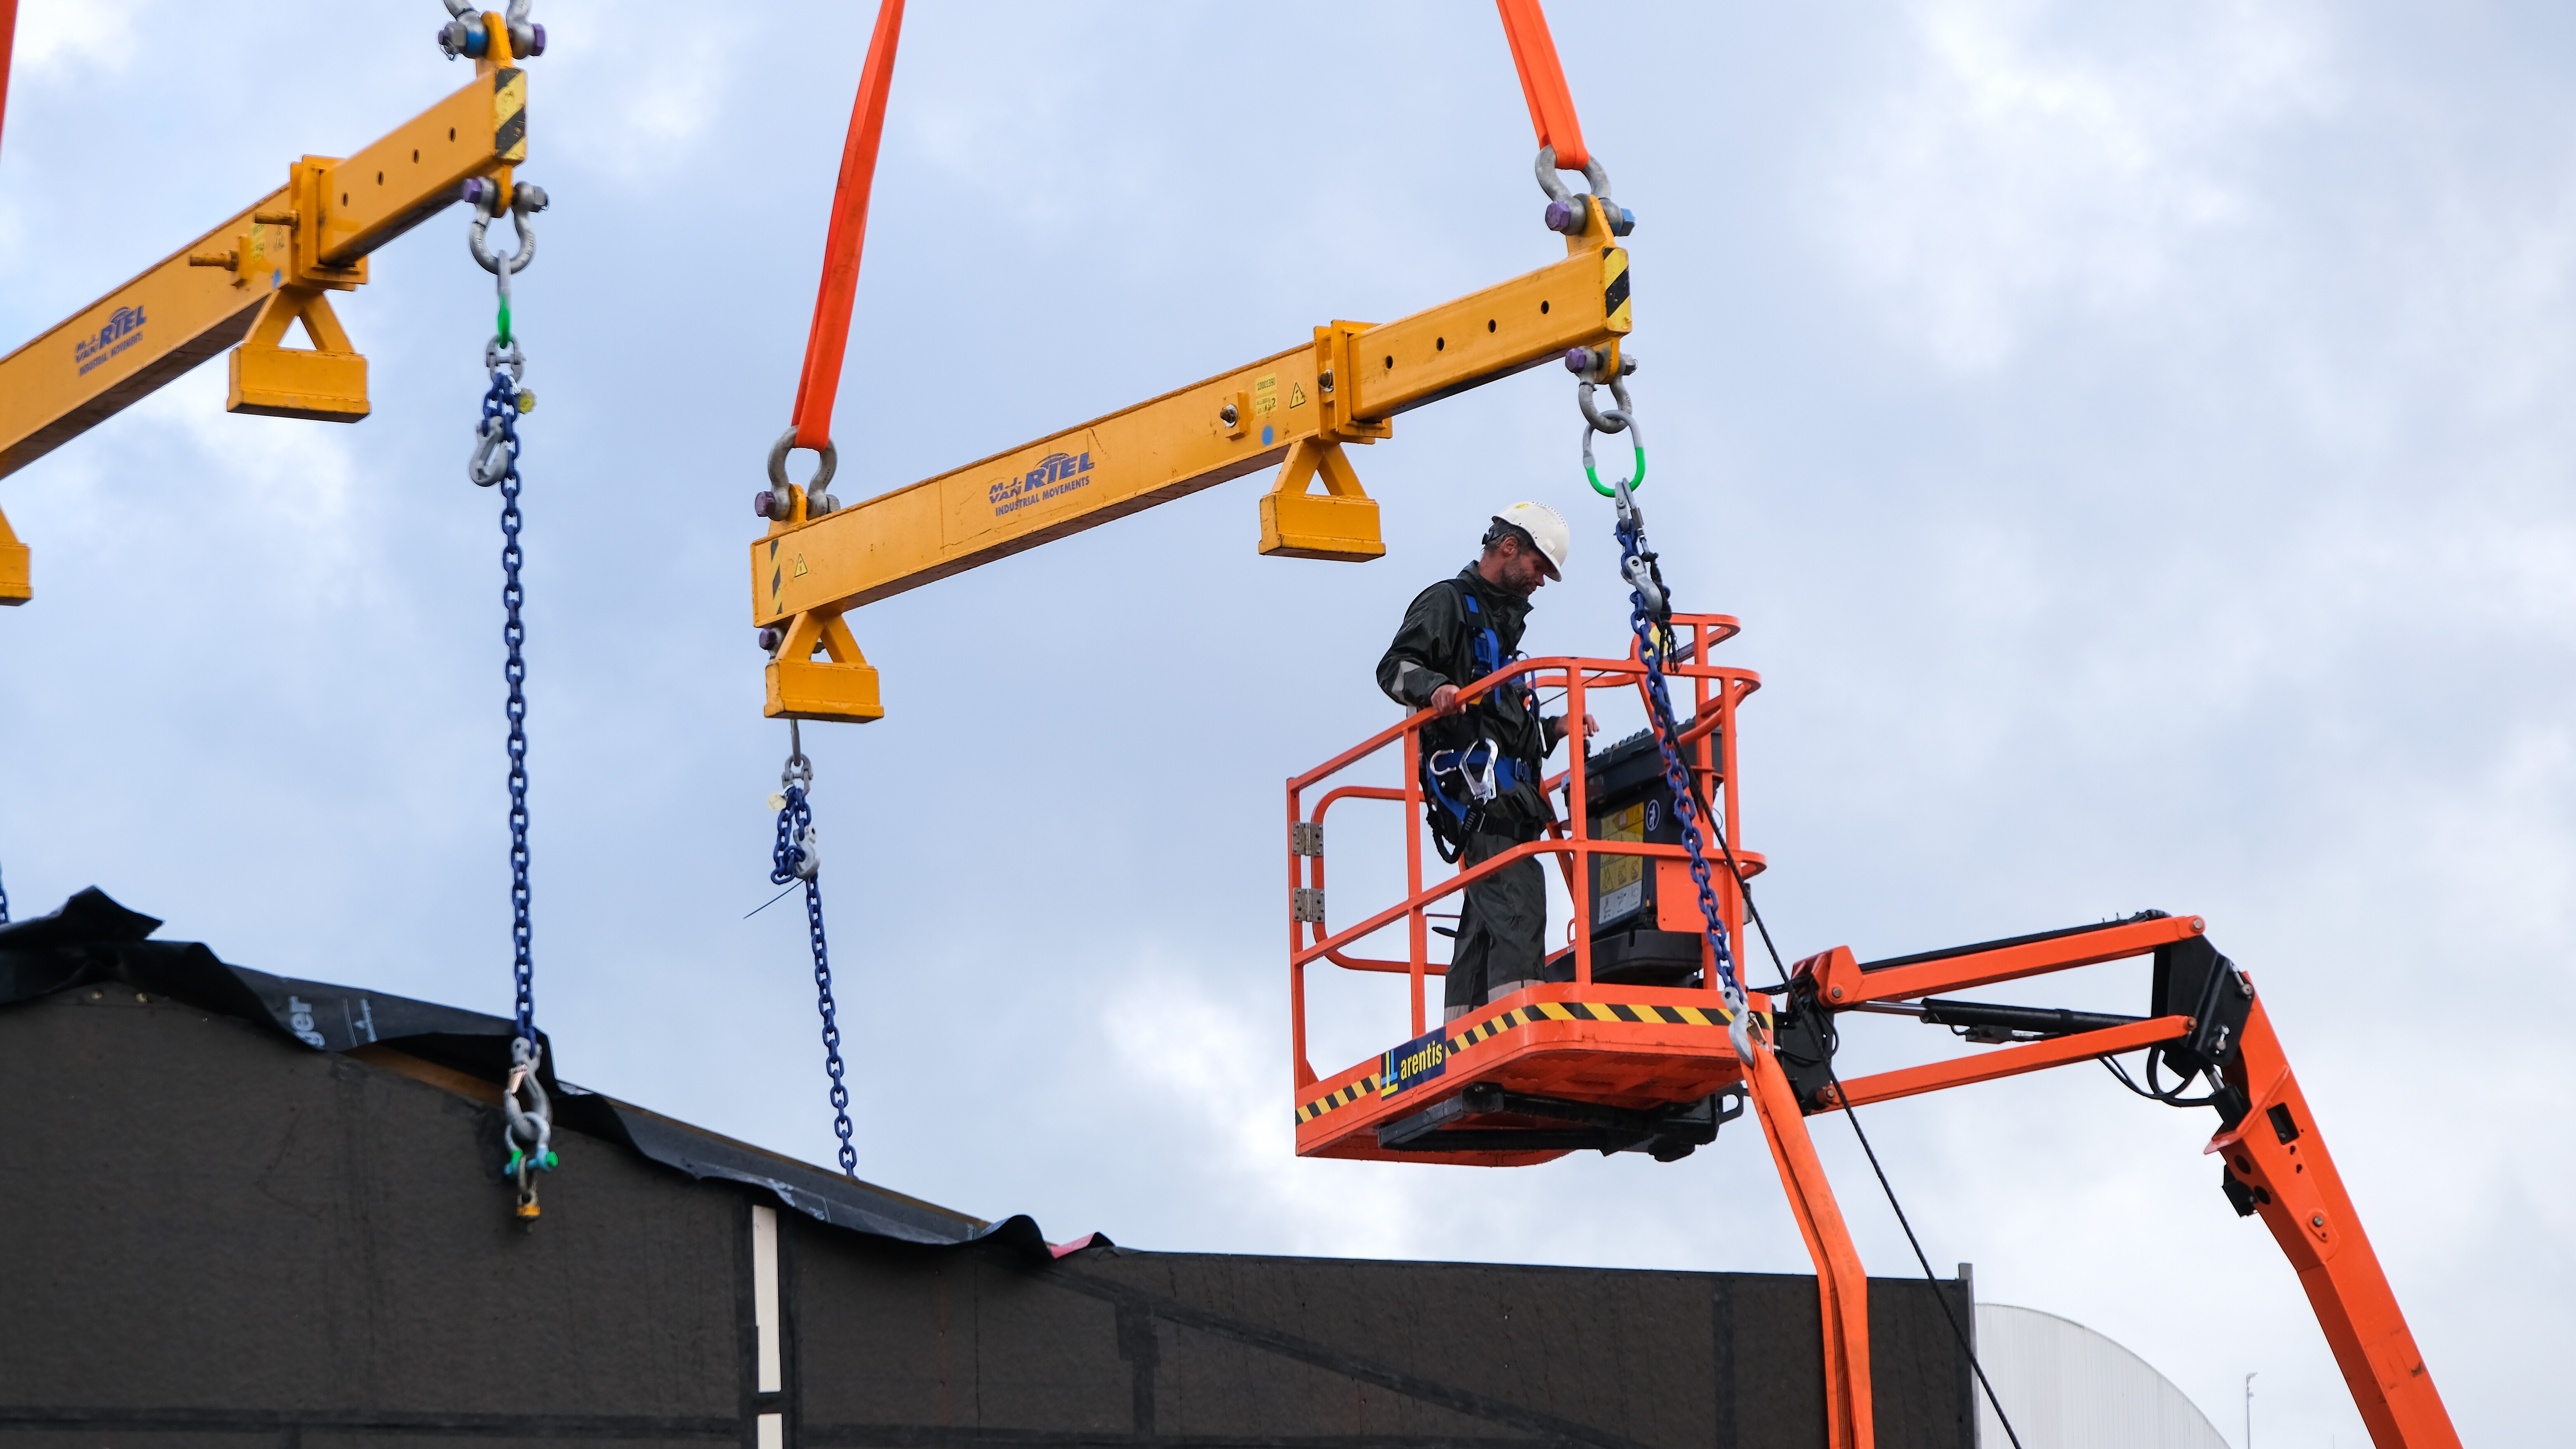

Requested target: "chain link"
[
  {"left": 772, "top": 723, "right": 855, "bottom": 1177},
  {"left": 484, "top": 362, "right": 536, "bottom": 1053},
  {"left": 1588, "top": 384, "right": 1757, "bottom": 1063},
  {"left": 0, "top": 859, "right": 10, "bottom": 925},
  {"left": 469, "top": 189, "right": 552, "bottom": 1214}
]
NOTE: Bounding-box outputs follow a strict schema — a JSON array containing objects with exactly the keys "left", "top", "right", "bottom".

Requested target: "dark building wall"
[{"left": 2, "top": 974, "right": 1975, "bottom": 1448}]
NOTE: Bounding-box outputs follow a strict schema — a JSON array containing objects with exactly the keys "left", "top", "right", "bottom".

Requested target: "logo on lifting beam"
[
  {"left": 987, "top": 450, "right": 1094, "bottom": 518},
  {"left": 74, "top": 305, "right": 149, "bottom": 377}
]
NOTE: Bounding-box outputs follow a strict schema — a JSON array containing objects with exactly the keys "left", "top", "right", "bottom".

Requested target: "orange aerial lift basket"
[{"left": 1288, "top": 611, "right": 1770, "bottom": 1166}]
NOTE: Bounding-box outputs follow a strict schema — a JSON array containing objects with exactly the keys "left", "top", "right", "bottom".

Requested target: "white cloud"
[
  {"left": 1816, "top": 0, "right": 2335, "bottom": 369},
  {"left": 14, "top": 0, "right": 140, "bottom": 74},
  {"left": 1098, "top": 963, "right": 1447, "bottom": 1260},
  {"left": 537, "top": 0, "right": 746, "bottom": 187}
]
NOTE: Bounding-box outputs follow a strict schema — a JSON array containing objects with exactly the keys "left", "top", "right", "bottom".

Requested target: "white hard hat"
[{"left": 1492, "top": 501, "right": 1570, "bottom": 579}]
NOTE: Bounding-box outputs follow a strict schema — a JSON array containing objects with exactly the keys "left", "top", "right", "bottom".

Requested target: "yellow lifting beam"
[
  {"left": 752, "top": 201, "right": 1634, "bottom": 722},
  {"left": 0, "top": 15, "right": 537, "bottom": 606}
]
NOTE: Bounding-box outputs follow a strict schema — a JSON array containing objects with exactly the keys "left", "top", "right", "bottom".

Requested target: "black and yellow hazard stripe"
[
  {"left": 1295, "top": 1072, "right": 1382, "bottom": 1125},
  {"left": 1447, "top": 997, "right": 1749, "bottom": 1051},
  {"left": 493, "top": 68, "right": 528, "bottom": 163},
  {"left": 1602, "top": 247, "right": 1631, "bottom": 330},
  {"left": 1294, "top": 999, "right": 1773, "bottom": 1128}
]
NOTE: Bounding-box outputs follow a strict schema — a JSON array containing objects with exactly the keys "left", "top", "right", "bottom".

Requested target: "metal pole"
[{"left": 2244, "top": 1371, "right": 2256, "bottom": 1449}]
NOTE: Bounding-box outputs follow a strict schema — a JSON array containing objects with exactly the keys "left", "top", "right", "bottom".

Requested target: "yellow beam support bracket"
[
  {"left": 228, "top": 287, "right": 370, "bottom": 421},
  {"left": 764, "top": 608, "right": 883, "bottom": 724},
  {"left": 0, "top": 505, "right": 29, "bottom": 605},
  {"left": 1314, "top": 322, "right": 1392, "bottom": 445},
  {"left": 1259, "top": 439, "right": 1383, "bottom": 561}
]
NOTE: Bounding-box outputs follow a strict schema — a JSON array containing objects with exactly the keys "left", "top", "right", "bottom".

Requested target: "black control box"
[{"left": 1570, "top": 724, "right": 1707, "bottom": 986}]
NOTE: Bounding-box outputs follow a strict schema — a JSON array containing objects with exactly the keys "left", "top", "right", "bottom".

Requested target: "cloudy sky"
[{"left": 3, "top": 2, "right": 2566, "bottom": 1443}]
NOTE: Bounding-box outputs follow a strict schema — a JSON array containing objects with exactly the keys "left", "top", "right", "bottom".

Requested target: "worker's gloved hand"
[
  {"left": 1429, "top": 684, "right": 1466, "bottom": 717},
  {"left": 1544, "top": 713, "right": 1601, "bottom": 751}
]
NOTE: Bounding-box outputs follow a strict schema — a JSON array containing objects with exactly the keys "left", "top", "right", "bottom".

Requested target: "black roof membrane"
[{"left": 0, "top": 887, "right": 1065, "bottom": 1256}]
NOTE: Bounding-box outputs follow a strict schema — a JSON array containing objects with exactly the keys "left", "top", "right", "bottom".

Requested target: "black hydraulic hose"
[{"left": 1824, "top": 1061, "right": 2027, "bottom": 1449}]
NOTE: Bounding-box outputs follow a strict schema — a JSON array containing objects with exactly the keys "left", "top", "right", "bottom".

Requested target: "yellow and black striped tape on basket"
[{"left": 1294, "top": 1000, "right": 1767, "bottom": 1126}]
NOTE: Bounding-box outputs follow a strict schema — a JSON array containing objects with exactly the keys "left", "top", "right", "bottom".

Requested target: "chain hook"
[
  {"left": 501, "top": 1035, "right": 557, "bottom": 1218},
  {"left": 469, "top": 414, "right": 514, "bottom": 487},
  {"left": 774, "top": 723, "right": 821, "bottom": 883},
  {"left": 1612, "top": 478, "right": 1666, "bottom": 620}
]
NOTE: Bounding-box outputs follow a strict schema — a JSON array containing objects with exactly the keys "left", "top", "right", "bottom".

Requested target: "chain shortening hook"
[
  {"left": 470, "top": 411, "right": 516, "bottom": 487},
  {"left": 775, "top": 722, "right": 819, "bottom": 881},
  {"left": 1614, "top": 481, "right": 1667, "bottom": 622}
]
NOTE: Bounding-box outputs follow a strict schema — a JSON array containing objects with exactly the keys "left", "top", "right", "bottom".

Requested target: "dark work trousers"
[{"left": 1447, "top": 829, "right": 1549, "bottom": 1018}]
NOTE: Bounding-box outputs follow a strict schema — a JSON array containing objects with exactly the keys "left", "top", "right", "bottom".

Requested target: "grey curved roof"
[{"left": 1975, "top": 1302, "right": 2231, "bottom": 1449}]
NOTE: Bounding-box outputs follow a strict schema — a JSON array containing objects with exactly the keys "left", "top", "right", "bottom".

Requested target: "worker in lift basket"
[{"left": 1376, "top": 503, "right": 1597, "bottom": 1024}]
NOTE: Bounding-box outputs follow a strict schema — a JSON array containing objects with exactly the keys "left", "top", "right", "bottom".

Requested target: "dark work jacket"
[{"left": 1376, "top": 566, "right": 1558, "bottom": 829}]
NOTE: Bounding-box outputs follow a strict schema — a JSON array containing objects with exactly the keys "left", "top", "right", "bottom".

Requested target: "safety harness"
[{"left": 1420, "top": 581, "right": 1544, "bottom": 862}]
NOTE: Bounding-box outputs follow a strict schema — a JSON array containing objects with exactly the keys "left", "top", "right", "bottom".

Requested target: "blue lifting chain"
[
  {"left": 1583, "top": 372, "right": 1759, "bottom": 1064},
  {"left": 0, "top": 859, "right": 10, "bottom": 924},
  {"left": 771, "top": 722, "right": 856, "bottom": 1177},
  {"left": 469, "top": 183, "right": 555, "bottom": 1218}
]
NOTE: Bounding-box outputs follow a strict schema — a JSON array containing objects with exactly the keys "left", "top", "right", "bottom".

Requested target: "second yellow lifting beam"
[{"left": 0, "top": 19, "right": 535, "bottom": 606}]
